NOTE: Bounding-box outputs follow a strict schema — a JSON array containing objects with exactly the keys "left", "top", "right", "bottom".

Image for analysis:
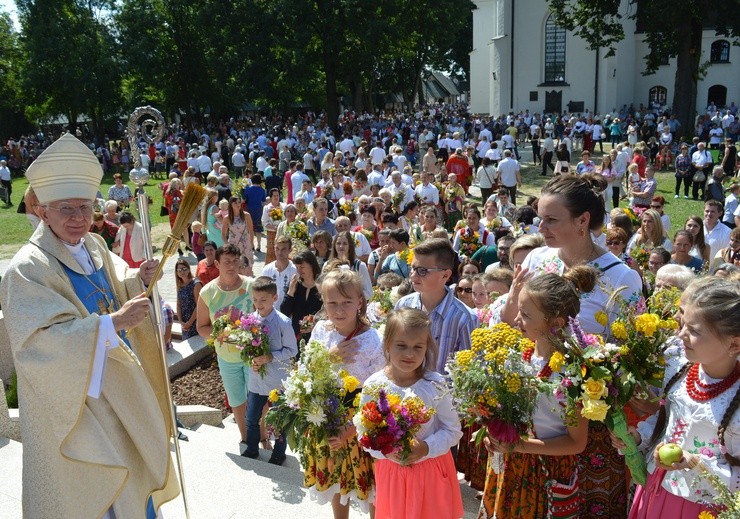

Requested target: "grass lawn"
[{"left": 0, "top": 147, "right": 714, "bottom": 259}]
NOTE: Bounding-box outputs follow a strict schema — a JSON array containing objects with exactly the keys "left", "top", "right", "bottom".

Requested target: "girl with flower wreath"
[
  {"left": 306, "top": 269, "right": 385, "bottom": 518},
  {"left": 617, "top": 277, "right": 740, "bottom": 518},
  {"left": 452, "top": 207, "right": 495, "bottom": 258},
  {"left": 443, "top": 173, "right": 465, "bottom": 232},
  {"left": 479, "top": 266, "right": 596, "bottom": 519}
]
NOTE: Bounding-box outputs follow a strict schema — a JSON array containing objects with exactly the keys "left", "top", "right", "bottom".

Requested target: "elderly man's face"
[
  {"left": 335, "top": 218, "right": 351, "bottom": 233},
  {"left": 40, "top": 198, "right": 95, "bottom": 244}
]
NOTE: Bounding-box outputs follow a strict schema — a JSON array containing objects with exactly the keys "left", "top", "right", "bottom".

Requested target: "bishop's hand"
[{"left": 111, "top": 293, "right": 151, "bottom": 332}]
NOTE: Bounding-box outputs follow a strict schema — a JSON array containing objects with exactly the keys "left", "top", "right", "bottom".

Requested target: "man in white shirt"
[
  {"left": 196, "top": 150, "right": 212, "bottom": 174},
  {"left": 338, "top": 135, "right": 356, "bottom": 159},
  {"left": 708, "top": 124, "right": 724, "bottom": 149},
  {"left": 255, "top": 151, "right": 268, "bottom": 173},
  {"left": 0, "top": 159, "right": 11, "bottom": 206},
  {"left": 703, "top": 200, "right": 731, "bottom": 259},
  {"left": 691, "top": 142, "right": 713, "bottom": 200},
  {"left": 387, "top": 171, "right": 415, "bottom": 211},
  {"left": 496, "top": 149, "right": 522, "bottom": 204},
  {"left": 290, "top": 165, "right": 310, "bottom": 201},
  {"left": 369, "top": 141, "right": 387, "bottom": 165},
  {"left": 476, "top": 135, "right": 491, "bottom": 161},
  {"left": 367, "top": 164, "right": 385, "bottom": 187},
  {"left": 261, "top": 236, "right": 297, "bottom": 310},
  {"left": 231, "top": 148, "right": 246, "bottom": 176},
  {"left": 415, "top": 171, "right": 439, "bottom": 206}
]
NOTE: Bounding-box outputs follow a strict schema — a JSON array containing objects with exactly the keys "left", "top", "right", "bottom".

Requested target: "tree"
[
  {"left": 0, "top": 11, "right": 32, "bottom": 141},
  {"left": 546, "top": 0, "right": 740, "bottom": 137},
  {"left": 17, "top": 0, "right": 122, "bottom": 141}
]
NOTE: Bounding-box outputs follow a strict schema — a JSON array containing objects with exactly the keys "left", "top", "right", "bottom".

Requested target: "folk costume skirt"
[
  {"left": 478, "top": 450, "right": 578, "bottom": 519},
  {"left": 628, "top": 468, "right": 712, "bottom": 519}
]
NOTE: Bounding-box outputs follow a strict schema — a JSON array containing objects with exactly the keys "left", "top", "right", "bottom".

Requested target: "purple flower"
[
  {"left": 377, "top": 389, "right": 390, "bottom": 415},
  {"left": 568, "top": 317, "right": 588, "bottom": 349},
  {"left": 487, "top": 419, "right": 520, "bottom": 443}
]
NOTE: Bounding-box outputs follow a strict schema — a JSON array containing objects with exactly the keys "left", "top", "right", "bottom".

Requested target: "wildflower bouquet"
[
  {"left": 695, "top": 466, "right": 740, "bottom": 518},
  {"left": 359, "top": 228, "right": 375, "bottom": 243},
  {"left": 458, "top": 228, "right": 481, "bottom": 257},
  {"left": 447, "top": 324, "right": 539, "bottom": 448},
  {"left": 286, "top": 220, "right": 310, "bottom": 247},
  {"left": 623, "top": 207, "right": 641, "bottom": 228},
  {"left": 265, "top": 340, "right": 361, "bottom": 460},
  {"left": 353, "top": 385, "right": 435, "bottom": 464},
  {"left": 339, "top": 201, "right": 354, "bottom": 216},
  {"left": 269, "top": 207, "right": 284, "bottom": 224},
  {"left": 391, "top": 191, "right": 406, "bottom": 211},
  {"left": 368, "top": 287, "right": 394, "bottom": 321},
  {"left": 209, "top": 307, "right": 272, "bottom": 376},
  {"left": 298, "top": 314, "right": 317, "bottom": 335},
  {"left": 628, "top": 243, "right": 650, "bottom": 270},
  {"left": 556, "top": 311, "right": 674, "bottom": 485},
  {"left": 397, "top": 247, "right": 414, "bottom": 266},
  {"left": 647, "top": 285, "right": 682, "bottom": 318},
  {"left": 485, "top": 217, "right": 503, "bottom": 233}
]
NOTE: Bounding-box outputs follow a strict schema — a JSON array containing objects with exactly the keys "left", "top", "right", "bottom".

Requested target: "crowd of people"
[{"left": 3, "top": 99, "right": 740, "bottom": 518}]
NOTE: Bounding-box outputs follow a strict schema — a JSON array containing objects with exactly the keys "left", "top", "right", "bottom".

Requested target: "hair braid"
[
  {"left": 649, "top": 362, "right": 693, "bottom": 448},
  {"left": 718, "top": 382, "right": 740, "bottom": 467}
]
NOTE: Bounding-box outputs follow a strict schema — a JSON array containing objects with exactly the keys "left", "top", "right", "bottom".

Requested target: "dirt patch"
[{"left": 171, "top": 352, "right": 231, "bottom": 418}]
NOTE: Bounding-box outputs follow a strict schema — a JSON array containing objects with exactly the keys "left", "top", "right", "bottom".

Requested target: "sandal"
[{"left": 261, "top": 438, "right": 272, "bottom": 450}]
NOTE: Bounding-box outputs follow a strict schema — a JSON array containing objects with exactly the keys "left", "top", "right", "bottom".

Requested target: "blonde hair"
[
  {"left": 523, "top": 266, "right": 599, "bottom": 322},
  {"left": 637, "top": 209, "right": 666, "bottom": 247},
  {"left": 318, "top": 269, "right": 369, "bottom": 327},
  {"left": 382, "top": 308, "right": 438, "bottom": 377}
]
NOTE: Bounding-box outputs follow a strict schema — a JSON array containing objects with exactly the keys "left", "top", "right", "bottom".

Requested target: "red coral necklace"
[
  {"left": 522, "top": 348, "right": 553, "bottom": 380},
  {"left": 685, "top": 362, "right": 740, "bottom": 402}
]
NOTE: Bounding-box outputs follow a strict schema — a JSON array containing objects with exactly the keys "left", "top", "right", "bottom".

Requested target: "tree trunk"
[
  {"left": 323, "top": 44, "right": 339, "bottom": 132},
  {"left": 672, "top": 16, "right": 702, "bottom": 141},
  {"left": 352, "top": 78, "right": 365, "bottom": 113}
]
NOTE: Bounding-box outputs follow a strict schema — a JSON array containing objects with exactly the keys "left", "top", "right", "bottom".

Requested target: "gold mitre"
[{"left": 26, "top": 133, "right": 103, "bottom": 204}]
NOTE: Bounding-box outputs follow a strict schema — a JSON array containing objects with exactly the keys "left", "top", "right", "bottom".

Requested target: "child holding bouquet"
[
  {"left": 242, "top": 277, "right": 298, "bottom": 464},
  {"left": 480, "top": 267, "right": 595, "bottom": 519},
  {"left": 358, "top": 308, "right": 464, "bottom": 519},
  {"left": 622, "top": 277, "right": 740, "bottom": 518},
  {"left": 306, "top": 269, "right": 385, "bottom": 518}
]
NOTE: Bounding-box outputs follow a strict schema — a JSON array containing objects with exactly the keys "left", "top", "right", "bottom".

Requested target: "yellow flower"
[
  {"left": 234, "top": 319, "right": 242, "bottom": 327},
  {"left": 582, "top": 377, "right": 608, "bottom": 400},
  {"left": 455, "top": 349, "right": 475, "bottom": 369},
  {"left": 580, "top": 397, "right": 610, "bottom": 421},
  {"left": 698, "top": 511, "right": 716, "bottom": 519},
  {"left": 386, "top": 393, "right": 401, "bottom": 407},
  {"left": 660, "top": 318, "right": 679, "bottom": 330},
  {"left": 268, "top": 389, "right": 279, "bottom": 403},
  {"left": 505, "top": 373, "right": 521, "bottom": 393},
  {"left": 338, "top": 369, "right": 348, "bottom": 378},
  {"left": 549, "top": 352, "right": 566, "bottom": 372},
  {"left": 353, "top": 393, "right": 361, "bottom": 408},
  {"left": 635, "top": 313, "right": 661, "bottom": 337},
  {"left": 594, "top": 311, "right": 608, "bottom": 327},
  {"left": 343, "top": 375, "right": 360, "bottom": 393},
  {"left": 611, "top": 321, "right": 628, "bottom": 340},
  {"left": 619, "top": 345, "right": 630, "bottom": 356}
]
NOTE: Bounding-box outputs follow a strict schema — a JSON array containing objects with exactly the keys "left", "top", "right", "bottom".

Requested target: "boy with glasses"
[{"left": 394, "top": 238, "right": 478, "bottom": 373}]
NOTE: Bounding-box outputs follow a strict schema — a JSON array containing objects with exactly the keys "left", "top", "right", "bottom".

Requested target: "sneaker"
[
  {"left": 684, "top": 195, "right": 689, "bottom": 199},
  {"left": 674, "top": 195, "right": 679, "bottom": 198}
]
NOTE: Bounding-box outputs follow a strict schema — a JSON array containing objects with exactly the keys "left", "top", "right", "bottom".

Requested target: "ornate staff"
[{"left": 128, "top": 106, "right": 203, "bottom": 518}]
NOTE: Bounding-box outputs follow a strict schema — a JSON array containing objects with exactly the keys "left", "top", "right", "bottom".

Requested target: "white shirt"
[
  {"left": 290, "top": 171, "right": 310, "bottom": 199},
  {"left": 261, "top": 261, "right": 297, "bottom": 310},
  {"left": 415, "top": 183, "right": 439, "bottom": 205},
  {"left": 0, "top": 165, "right": 10, "bottom": 181},
  {"left": 196, "top": 154, "right": 212, "bottom": 173},
  {"left": 692, "top": 149, "right": 712, "bottom": 167},
  {"left": 368, "top": 146, "right": 386, "bottom": 165},
  {"left": 703, "top": 221, "right": 732, "bottom": 259},
  {"left": 231, "top": 151, "right": 246, "bottom": 167},
  {"left": 497, "top": 157, "right": 520, "bottom": 187}
]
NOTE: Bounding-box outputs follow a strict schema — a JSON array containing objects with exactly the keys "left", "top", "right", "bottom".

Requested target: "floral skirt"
[
  {"left": 303, "top": 432, "right": 375, "bottom": 513},
  {"left": 455, "top": 425, "right": 488, "bottom": 490},
  {"left": 628, "top": 468, "right": 712, "bottom": 519},
  {"left": 375, "top": 452, "right": 463, "bottom": 519},
  {"left": 479, "top": 450, "right": 578, "bottom": 519},
  {"left": 578, "top": 421, "right": 628, "bottom": 518}
]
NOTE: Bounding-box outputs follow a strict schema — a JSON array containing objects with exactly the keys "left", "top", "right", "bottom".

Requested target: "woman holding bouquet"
[
  {"left": 500, "top": 173, "right": 643, "bottom": 517},
  {"left": 197, "top": 244, "right": 254, "bottom": 445},
  {"left": 480, "top": 268, "right": 594, "bottom": 519},
  {"left": 442, "top": 173, "right": 465, "bottom": 232},
  {"left": 307, "top": 269, "right": 384, "bottom": 519},
  {"left": 452, "top": 207, "right": 495, "bottom": 258},
  {"left": 261, "top": 188, "right": 285, "bottom": 264},
  {"left": 357, "top": 308, "right": 464, "bottom": 519}
]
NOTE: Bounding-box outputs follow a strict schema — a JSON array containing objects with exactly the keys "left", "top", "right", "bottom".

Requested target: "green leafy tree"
[
  {"left": 546, "top": 0, "right": 740, "bottom": 138},
  {"left": 0, "top": 11, "right": 32, "bottom": 140},
  {"left": 17, "top": 0, "right": 122, "bottom": 140}
]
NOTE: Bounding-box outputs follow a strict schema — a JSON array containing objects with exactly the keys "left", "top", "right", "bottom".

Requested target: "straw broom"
[{"left": 145, "top": 182, "right": 207, "bottom": 298}]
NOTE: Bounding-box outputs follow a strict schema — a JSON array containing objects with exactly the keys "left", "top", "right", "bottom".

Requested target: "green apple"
[{"left": 658, "top": 443, "right": 684, "bottom": 466}]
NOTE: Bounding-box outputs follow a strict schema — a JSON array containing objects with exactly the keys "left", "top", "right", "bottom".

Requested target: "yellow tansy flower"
[
  {"left": 549, "top": 352, "right": 566, "bottom": 372},
  {"left": 594, "top": 311, "right": 608, "bottom": 327},
  {"left": 611, "top": 321, "right": 628, "bottom": 340},
  {"left": 268, "top": 389, "right": 279, "bottom": 403},
  {"left": 343, "top": 375, "right": 360, "bottom": 393}
]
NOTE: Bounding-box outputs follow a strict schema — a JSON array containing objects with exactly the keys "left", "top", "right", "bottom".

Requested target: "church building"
[{"left": 469, "top": 0, "right": 739, "bottom": 116}]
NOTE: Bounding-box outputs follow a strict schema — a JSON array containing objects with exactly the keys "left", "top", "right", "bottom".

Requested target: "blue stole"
[{"left": 62, "top": 264, "right": 129, "bottom": 345}]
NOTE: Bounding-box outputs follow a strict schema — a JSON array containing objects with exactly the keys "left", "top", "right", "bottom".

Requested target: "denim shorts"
[{"left": 217, "top": 355, "right": 250, "bottom": 407}]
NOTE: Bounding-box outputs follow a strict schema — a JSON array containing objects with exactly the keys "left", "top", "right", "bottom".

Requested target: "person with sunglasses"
[
  {"left": 394, "top": 238, "right": 478, "bottom": 374},
  {"left": 455, "top": 275, "right": 475, "bottom": 308}
]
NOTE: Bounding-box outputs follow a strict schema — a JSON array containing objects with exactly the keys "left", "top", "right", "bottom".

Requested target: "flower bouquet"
[
  {"left": 359, "top": 228, "right": 375, "bottom": 243},
  {"left": 628, "top": 243, "right": 650, "bottom": 270},
  {"left": 209, "top": 306, "right": 272, "bottom": 376},
  {"left": 391, "top": 191, "right": 406, "bottom": 211},
  {"left": 397, "top": 247, "right": 414, "bottom": 267},
  {"left": 447, "top": 324, "right": 540, "bottom": 471},
  {"left": 622, "top": 207, "right": 641, "bottom": 228},
  {"left": 694, "top": 467, "right": 740, "bottom": 518},
  {"left": 298, "top": 314, "right": 317, "bottom": 335},
  {"left": 339, "top": 201, "right": 354, "bottom": 217},
  {"left": 555, "top": 312, "right": 674, "bottom": 485},
  {"left": 368, "top": 287, "right": 394, "bottom": 323},
  {"left": 269, "top": 207, "right": 284, "bottom": 224},
  {"left": 485, "top": 217, "right": 503, "bottom": 233},
  {"left": 286, "top": 220, "right": 310, "bottom": 247},
  {"left": 647, "top": 285, "right": 682, "bottom": 318},
  {"left": 353, "top": 385, "right": 435, "bottom": 464},
  {"left": 265, "top": 340, "right": 361, "bottom": 463},
  {"left": 458, "top": 228, "right": 481, "bottom": 257}
]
